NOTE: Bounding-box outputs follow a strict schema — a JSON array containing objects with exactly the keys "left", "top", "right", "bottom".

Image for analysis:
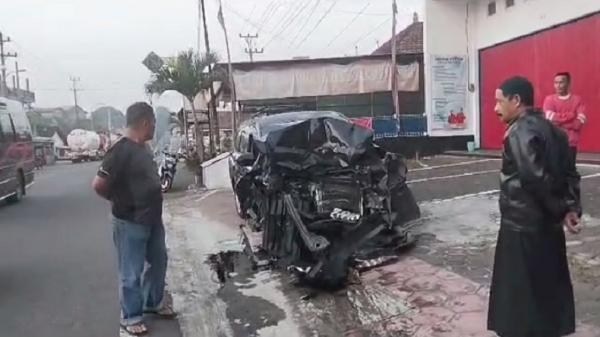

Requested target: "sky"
[{"left": 0, "top": 0, "right": 423, "bottom": 113}]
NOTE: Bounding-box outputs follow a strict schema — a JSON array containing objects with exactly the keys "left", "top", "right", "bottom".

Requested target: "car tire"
[
  {"left": 7, "top": 174, "right": 24, "bottom": 204},
  {"left": 161, "top": 176, "right": 173, "bottom": 193}
]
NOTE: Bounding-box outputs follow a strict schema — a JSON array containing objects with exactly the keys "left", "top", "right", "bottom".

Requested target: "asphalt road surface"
[{"left": 0, "top": 161, "right": 187, "bottom": 337}]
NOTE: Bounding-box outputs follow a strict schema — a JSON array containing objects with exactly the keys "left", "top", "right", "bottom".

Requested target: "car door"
[{"left": 0, "top": 111, "right": 17, "bottom": 197}]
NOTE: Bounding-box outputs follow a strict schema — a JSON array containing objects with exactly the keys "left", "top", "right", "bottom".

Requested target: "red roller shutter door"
[{"left": 480, "top": 12, "right": 600, "bottom": 152}]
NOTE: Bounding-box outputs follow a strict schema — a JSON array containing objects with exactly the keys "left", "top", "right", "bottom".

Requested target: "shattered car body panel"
[{"left": 229, "top": 111, "right": 420, "bottom": 288}]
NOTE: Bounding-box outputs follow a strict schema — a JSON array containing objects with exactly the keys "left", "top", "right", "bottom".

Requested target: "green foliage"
[{"left": 145, "top": 49, "right": 222, "bottom": 104}]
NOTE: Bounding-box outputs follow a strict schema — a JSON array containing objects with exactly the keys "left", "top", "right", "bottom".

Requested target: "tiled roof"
[{"left": 372, "top": 20, "right": 423, "bottom": 55}]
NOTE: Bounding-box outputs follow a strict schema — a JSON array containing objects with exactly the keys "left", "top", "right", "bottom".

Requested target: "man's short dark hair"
[
  {"left": 499, "top": 76, "right": 534, "bottom": 106},
  {"left": 555, "top": 72, "right": 571, "bottom": 83},
  {"left": 126, "top": 102, "right": 154, "bottom": 127}
]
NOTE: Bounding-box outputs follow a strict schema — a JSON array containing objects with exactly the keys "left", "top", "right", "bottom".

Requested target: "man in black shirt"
[{"left": 92, "top": 102, "right": 175, "bottom": 335}]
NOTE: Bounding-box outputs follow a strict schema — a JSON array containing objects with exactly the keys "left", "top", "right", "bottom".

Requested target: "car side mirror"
[{"left": 235, "top": 153, "right": 255, "bottom": 166}]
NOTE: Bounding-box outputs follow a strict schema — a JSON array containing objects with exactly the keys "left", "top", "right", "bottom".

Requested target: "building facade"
[{"left": 424, "top": 0, "right": 600, "bottom": 152}]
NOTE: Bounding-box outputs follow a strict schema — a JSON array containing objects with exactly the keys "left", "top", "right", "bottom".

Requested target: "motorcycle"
[{"left": 158, "top": 152, "right": 178, "bottom": 193}]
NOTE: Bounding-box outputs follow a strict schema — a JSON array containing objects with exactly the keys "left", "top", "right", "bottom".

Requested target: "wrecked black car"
[{"left": 229, "top": 111, "right": 420, "bottom": 288}]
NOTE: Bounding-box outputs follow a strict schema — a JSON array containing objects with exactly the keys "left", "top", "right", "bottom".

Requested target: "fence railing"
[{"left": 368, "top": 115, "right": 427, "bottom": 139}]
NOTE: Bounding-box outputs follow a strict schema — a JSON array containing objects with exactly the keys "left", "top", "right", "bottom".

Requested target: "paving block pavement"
[{"left": 354, "top": 257, "right": 600, "bottom": 337}]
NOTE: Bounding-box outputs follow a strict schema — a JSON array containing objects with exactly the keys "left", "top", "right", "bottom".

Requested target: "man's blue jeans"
[{"left": 112, "top": 217, "right": 167, "bottom": 326}]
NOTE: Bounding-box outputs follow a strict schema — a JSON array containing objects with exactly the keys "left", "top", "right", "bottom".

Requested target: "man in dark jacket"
[{"left": 488, "top": 76, "right": 582, "bottom": 337}]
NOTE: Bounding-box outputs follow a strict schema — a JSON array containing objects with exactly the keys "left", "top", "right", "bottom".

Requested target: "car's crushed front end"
[{"left": 232, "top": 112, "right": 420, "bottom": 288}]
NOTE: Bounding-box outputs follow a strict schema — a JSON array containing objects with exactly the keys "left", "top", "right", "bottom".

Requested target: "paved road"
[{"left": 0, "top": 161, "right": 187, "bottom": 337}]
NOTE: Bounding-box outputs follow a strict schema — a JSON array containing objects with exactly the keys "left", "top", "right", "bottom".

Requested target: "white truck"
[{"left": 67, "top": 129, "right": 102, "bottom": 163}]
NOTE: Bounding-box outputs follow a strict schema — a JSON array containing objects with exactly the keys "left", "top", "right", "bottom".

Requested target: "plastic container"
[{"left": 467, "top": 141, "right": 475, "bottom": 152}]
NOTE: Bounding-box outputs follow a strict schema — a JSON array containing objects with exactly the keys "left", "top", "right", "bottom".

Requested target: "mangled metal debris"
[{"left": 229, "top": 111, "right": 420, "bottom": 289}]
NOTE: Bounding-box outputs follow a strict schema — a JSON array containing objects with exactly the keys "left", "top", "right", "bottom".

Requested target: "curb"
[{"left": 444, "top": 150, "right": 600, "bottom": 165}]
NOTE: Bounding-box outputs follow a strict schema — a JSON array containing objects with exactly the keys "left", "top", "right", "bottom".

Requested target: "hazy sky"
[{"left": 0, "top": 0, "right": 422, "bottom": 112}]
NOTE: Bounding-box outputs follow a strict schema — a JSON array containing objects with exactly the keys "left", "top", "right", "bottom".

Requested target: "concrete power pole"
[
  {"left": 70, "top": 77, "right": 81, "bottom": 127},
  {"left": 391, "top": 0, "right": 400, "bottom": 125},
  {"left": 199, "top": 0, "right": 220, "bottom": 154},
  {"left": 15, "top": 61, "right": 26, "bottom": 89},
  {"left": 0, "top": 32, "right": 17, "bottom": 97},
  {"left": 217, "top": 1, "right": 239, "bottom": 137},
  {"left": 239, "top": 34, "right": 263, "bottom": 62}
]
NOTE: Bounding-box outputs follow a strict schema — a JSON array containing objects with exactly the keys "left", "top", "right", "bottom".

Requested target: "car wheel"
[{"left": 161, "top": 176, "right": 173, "bottom": 193}]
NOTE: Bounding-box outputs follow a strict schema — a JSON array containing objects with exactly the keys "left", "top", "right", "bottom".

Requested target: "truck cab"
[{"left": 0, "top": 98, "right": 34, "bottom": 203}]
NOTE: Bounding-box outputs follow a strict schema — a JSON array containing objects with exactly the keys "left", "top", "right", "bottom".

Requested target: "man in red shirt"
[{"left": 543, "top": 72, "right": 587, "bottom": 162}]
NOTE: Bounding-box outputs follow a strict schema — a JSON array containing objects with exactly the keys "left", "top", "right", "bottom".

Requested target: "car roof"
[{"left": 250, "top": 110, "right": 349, "bottom": 138}]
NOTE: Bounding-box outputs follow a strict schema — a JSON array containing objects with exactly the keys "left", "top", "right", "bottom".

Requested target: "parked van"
[{"left": 0, "top": 98, "right": 34, "bottom": 203}]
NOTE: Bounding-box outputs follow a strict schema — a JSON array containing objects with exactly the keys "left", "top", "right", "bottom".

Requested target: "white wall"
[
  {"left": 425, "top": 0, "right": 600, "bottom": 144},
  {"left": 469, "top": 0, "right": 600, "bottom": 50},
  {"left": 424, "top": 0, "right": 475, "bottom": 138},
  {"left": 201, "top": 152, "right": 233, "bottom": 190}
]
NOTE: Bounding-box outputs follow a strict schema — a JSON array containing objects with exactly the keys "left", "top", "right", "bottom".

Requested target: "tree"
[
  {"left": 91, "top": 106, "right": 126, "bottom": 133},
  {"left": 145, "top": 50, "right": 222, "bottom": 184},
  {"left": 26, "top": 110, "right": 57, "bottom": 137}
]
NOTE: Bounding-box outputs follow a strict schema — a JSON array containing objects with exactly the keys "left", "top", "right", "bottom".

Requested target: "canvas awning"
[{"left": 233, "top": 59, "right": 420, "bottom": 101}]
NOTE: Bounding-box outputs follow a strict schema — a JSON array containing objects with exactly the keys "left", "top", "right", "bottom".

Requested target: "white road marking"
[
  {"left": 582, "top": 172, "right": 600, "bottom": 180},
  {"left": 410, "top": 158, "right": 500, "bottom": 172},
  {"left": 418, "top": 172, "right": 600, "bottom": 204},
  {"left": 577, "top": 163, "right": 600, "bottom": 169},
  {"left": 193, "top": 189, "right": 220, "bottom": 202},
  {"left": 408, "top": 170, "right": 498, "bottom": 184},
  {"left": 419, "top": 189, "right": 500, "bottom": 205}
]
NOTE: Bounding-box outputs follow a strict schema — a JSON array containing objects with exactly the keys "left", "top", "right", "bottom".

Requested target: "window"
[
  {"left": 488, "top": 1, "right": 497, "bottom": 15},
  {"left": 0, "top": 113, "right": 16, "bottom": 141},
  {"left": 9, "top": 112, "right": 33, "bottom": 141},
  {"left": 506, "top": 0, "right": 515, "bottom": 7}
]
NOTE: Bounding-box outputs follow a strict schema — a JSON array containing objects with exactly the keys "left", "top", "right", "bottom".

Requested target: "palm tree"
[{"left": 145, "top": 50, "right": 221, "bottom": 168}]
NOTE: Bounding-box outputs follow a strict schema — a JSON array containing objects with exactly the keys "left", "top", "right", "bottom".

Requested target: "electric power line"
[
  {"left": 241, "top": 3, "right": 258, "bottom": 32},
  {"left": 296, "top": 0, "right": 338, "bottom": 48},
  {"left": 258, "top": 0, "right": 285, "bottom": 34},
  {"left": 9, "top": 39, "right": 72, "bottom": 78},
  {"left": 348, "top": 17, "right": 392, "bottom": 50},
  {"left": 289, "top": 0, "right": 321, "bottom": 46},
  {"left": 325, "top": 2, "right": 371, "bottom": 48},
  {"left": 269, "top": 0, "right": 306, "bottom": 38},
  {"left": 265, "top": 0, "right": 314, "bottom": 48},
  {"left": 223, "top": 2, "right": 295, "bottom": 45},
  {"left": 258, "top": 0, "right": 278, "bottom": 23},
  {"left": 333, "top": 9, "right": 388, "bottom": 16}
]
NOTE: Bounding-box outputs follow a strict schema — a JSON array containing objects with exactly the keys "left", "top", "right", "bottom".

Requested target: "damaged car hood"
[{"left": 251, "top": 111, "right": 384, "bottom": 173}]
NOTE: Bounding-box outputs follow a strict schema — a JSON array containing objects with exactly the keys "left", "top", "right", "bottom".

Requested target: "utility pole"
[
  {"left": 199, "top": 0, "right": 219, "bottom": 154},
  {"left": 14, "top": 61, "right": 26, "bottom": 89},
  {"left": 0, "top": 32, "right": 18, "bottom": 97},
  {"left": 107, "top": 109, "right": 112, "bottom": 133},
  {"left": 70, "top": 76, "right": 81, "bottom": 127},
  {"left": 239, "top": 33, "right": 264, "bottom": 62},
  {"left": 217, "top": 1, "right": 239, "bottom": 136},
  {"left": 391, "top": 0, "right": 400, "bottom": 128}
]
